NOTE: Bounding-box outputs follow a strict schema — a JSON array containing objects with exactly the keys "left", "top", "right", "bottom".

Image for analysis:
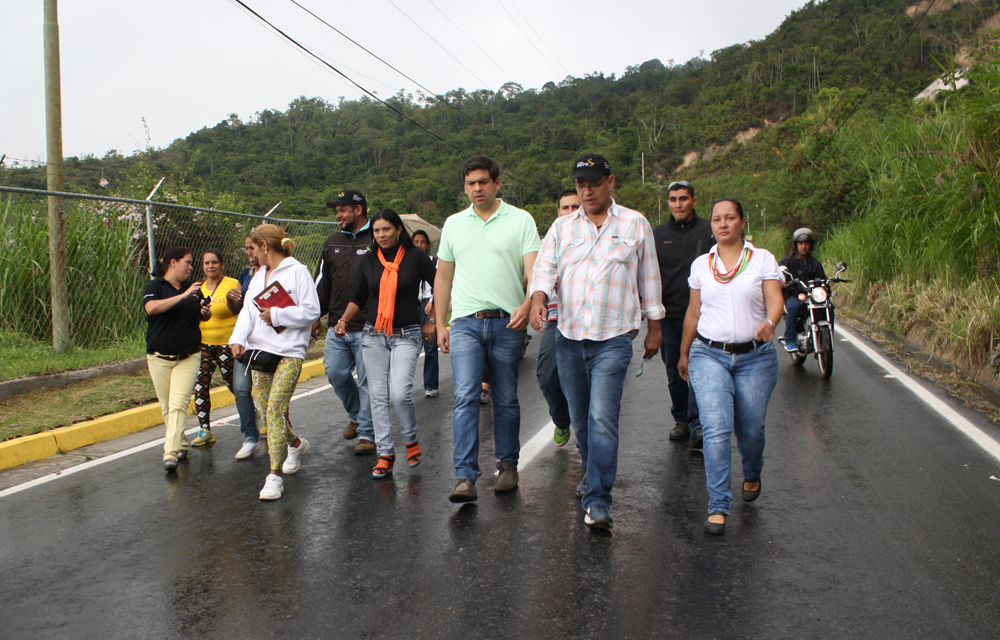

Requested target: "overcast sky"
[{"left": 2, "top": 0, "right": 808, "bottom": 163}]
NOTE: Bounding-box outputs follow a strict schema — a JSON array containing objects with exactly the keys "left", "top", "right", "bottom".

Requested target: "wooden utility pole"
[{"left": 44, "top": 0, "right": 70, "bottom": 351}]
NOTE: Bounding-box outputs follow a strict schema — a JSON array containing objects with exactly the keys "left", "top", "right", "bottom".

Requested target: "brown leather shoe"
[
  {"left": 354, "top": 438, "right": 375, "bottom": 455},
  {"left": 343, "top": 421, "right": 359, "bottom": 440}
]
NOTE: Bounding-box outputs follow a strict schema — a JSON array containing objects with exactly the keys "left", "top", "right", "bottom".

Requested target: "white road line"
[
  {"left": 0, "top": 383, "right": 334, "bottom": 499},
  {"left": 836, "top": 324, "right": 1000, "bottom": 465},
  {"left": 2, "top": 377, "right": 560, "bottom": 499},
  {"left": 519, "top": 420, "right": 555, "bottom": 469}
]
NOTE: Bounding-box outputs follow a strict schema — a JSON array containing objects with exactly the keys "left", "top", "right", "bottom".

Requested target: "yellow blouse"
[{"left": 199, "top": 277, "right": 241, "bottom": 346}]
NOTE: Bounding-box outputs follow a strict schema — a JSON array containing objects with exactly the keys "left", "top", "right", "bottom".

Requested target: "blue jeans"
[
  {"left": 660, "top": 317, "right": 701, "bottom": 429},
  {"left": 688, "top": 339, "right": 778, "bottom": 515},
  {"left": 448, "top": 315, "right": 524, "bottom": 482},
  {"left": 362, "top": 324, "right": 423, "bottom": 456},
  {"left": 232, "top": 356, "right": 258, "bottom": 443},
  {"left": 323, "top": 329, "right": 374, "bottom": 441},
  {"left": 536, "top": 320, "right": 571, "bottom": 429},
  {"left": 419, "top": 304, "right": 439, "bottom": 391},
  {"left": 555, "top": 331, "right": 634, "bottom": 510}
]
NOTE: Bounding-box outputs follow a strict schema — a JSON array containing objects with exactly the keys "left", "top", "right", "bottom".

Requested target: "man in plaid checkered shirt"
[{"left": 529, "top": 153, "right": 664, "bottom": 531}]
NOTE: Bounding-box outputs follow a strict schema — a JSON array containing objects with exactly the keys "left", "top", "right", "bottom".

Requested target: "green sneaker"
[
  {"left": 191, "top": 429, "right": 216, "bottom": 447},
  {"left": 553, "top": 426, "right": 570, "bottom": 447}
]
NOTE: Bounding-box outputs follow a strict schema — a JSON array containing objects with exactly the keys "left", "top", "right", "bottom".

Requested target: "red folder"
[{"left": 253, "top": 281, "right": 293, "bottom": 332}]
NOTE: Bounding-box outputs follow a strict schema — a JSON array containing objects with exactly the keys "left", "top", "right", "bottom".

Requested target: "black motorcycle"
[{"left": 779, "top": 261, "right": 851, "bottom": 379}]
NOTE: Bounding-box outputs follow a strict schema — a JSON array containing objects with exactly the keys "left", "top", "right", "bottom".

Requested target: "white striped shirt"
[{"left": 531, "top": 200, "right": 664, "bottom": 341}]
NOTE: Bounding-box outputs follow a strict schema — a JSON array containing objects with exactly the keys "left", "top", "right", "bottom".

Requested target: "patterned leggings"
[
  {"left": 195, "top": 344, "right": 234, "bottom": 430},
  {"left": 252, "top": 357, "right": 303, "bottom": 471}
]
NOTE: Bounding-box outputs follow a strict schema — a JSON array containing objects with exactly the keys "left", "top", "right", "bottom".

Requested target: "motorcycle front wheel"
[
  {"left": 789, "top": 350, "right": 806, "bottom": 366},
  {"left": 817, "top": 325, "right": 833, "bottom": 379}
]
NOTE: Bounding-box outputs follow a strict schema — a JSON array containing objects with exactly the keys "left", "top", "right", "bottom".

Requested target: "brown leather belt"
[{"left": 473, "top": 309, "right": 509, "bottom": 319}]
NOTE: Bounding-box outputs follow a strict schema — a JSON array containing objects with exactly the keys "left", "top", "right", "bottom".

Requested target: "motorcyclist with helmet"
[{"left": 779, "top": 228, "right": 828, "bottom": 352}]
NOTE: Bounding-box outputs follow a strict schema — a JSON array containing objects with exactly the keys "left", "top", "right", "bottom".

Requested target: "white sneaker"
[
  {"left": 281, "top": 437, "right": 310, "bottom": 474},
  {"left": 259, "top": 474, "right": 283, "bottom": 500},
  {"left": 425, "top": 388, "right": 439, "bottom": 398},
  {"left": 235, "top": 440, "right": 261, "bottom": 460}
]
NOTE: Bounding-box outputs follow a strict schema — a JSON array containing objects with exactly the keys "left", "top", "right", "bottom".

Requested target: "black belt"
[
  {"left": 697, "top": 334, "right": 765, "bottom": 354},
  {"left": 473, "top": 309, "right": 509, "bottom": 319},
  {"left": 152, "top": 352, "right": 194, "bottom": 362}
]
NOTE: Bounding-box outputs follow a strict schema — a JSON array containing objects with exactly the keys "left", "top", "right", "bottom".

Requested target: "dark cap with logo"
[
  {"left": 572, "top": 153, "right": 612, "bottom": 181},
  {"left": 326, "top": 189, "right": 367, "bottom": 213}
]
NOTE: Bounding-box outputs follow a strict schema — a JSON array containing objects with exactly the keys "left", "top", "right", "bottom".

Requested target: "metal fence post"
[
  {"left": 145, "top": 177, "right": 164, "bottom": 275},
  {"left": 44, "top": 0, "right": 70, "bottom": 352}
]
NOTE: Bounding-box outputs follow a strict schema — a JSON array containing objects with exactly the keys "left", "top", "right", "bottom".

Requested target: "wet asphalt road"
[{"left": 2, "top": 326, "right": 1000, "bottom": 639}]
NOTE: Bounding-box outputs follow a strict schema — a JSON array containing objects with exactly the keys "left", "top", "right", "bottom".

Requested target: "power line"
[
  {"left": 494, "top": 0, "right": 561, "bottom": 80},
  {"left": 384, "top": 0, "right": 496, "bottom": 91},
  {"left": 230, "top": 0, "right": 463, "bottom": 153},
  {"left": 424, "top": 0, "right": 516, "bottom": 81},
  {"left": 287, "top": 0, "right": 482, "bottom": 124},
  {"left": 506, "top": 0, "right": 569, "bottom": 78}
]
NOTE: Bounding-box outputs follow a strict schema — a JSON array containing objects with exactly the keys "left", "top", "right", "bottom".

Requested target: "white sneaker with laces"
[
  {"left": 425, "top": 389, "right": 438, "bottom": 397},
  {"left": 235, "top": 440, "right": 261, "bottom": 460},
  {"left": 259, "top": 474, "right": 284, "bottom": 500},
  {"left": 281, "top": 437, "right": 310, "bottom": 474}
]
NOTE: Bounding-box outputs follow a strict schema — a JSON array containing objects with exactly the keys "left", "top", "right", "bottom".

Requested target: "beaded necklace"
[{"left": 709, "top": 247, "right": 752, "bottom": 284}]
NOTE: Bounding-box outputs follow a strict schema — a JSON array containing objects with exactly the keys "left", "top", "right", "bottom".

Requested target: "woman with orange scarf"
[{"left": 335, "top": 209, "right": 437, "bottom": 478}]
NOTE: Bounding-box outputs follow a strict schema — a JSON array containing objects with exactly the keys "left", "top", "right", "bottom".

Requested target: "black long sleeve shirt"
[
  {"left": 351, "top": 245, "right": 437, "bottom": 328},
  {"left": 652, "top": 213, "right": 715, "bottom": 318},
  {"left": 779, "top": 253, "right": 827, "bottom": 299}
]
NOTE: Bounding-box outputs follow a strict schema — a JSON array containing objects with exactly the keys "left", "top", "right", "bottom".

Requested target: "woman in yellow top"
[{"left": 191, "top": 248, "right": 241, "bottom": 446}]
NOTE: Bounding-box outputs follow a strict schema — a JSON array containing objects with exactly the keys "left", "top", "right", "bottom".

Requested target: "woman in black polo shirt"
[{"left": 143, "top": 246, "right": 211, "bottom": 471}]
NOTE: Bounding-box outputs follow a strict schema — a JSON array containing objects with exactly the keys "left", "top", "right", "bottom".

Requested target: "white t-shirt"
[{"left": 688, "top": 241, "right": 783, "bottom": 343}]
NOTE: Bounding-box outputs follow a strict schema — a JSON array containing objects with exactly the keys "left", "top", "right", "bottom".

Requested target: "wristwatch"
[{"left": 428, "top": 318, "right": 435, "bottom": 324}]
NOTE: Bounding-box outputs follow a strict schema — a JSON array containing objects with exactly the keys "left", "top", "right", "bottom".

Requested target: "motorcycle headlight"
[{"left": 810, "top": 287, "right": 828, "bottom": 303}]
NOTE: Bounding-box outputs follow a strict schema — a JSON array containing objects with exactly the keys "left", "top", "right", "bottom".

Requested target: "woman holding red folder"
[{"left": 230, "top": 224, "right": 321, "bottom": 501}]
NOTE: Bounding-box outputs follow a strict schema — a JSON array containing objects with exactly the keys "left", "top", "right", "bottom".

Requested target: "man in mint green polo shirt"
[{"left": 434, "top": 155, "right": 541, "bottom": 503}]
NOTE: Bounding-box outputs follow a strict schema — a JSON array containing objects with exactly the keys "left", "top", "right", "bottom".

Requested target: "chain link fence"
[{"left": 1, "top": 186, "right": 338, "bottom": 351}]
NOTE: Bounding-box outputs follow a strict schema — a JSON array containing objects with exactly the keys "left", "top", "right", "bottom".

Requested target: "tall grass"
[
  {"left": 824, "top": 49, "right": 1000, "bottom": 371},
  {"left": 0, "top": 196, "right": 148, "bottom": 348}
]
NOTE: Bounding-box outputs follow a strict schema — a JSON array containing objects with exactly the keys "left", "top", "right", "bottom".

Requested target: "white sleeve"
[
  {"left": 760, "top": 250, "right": 783, "bottom": 282},
  {"left": 271, "top": 265, "right": 322, "bottom": 329},
  {"left": 688, "top": 256, "right": 706, "bottom": 290}
]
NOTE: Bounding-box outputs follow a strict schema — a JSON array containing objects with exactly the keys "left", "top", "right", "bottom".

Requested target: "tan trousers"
[{"left": 147, "top": 353, "right": 201, "bottom": 460}]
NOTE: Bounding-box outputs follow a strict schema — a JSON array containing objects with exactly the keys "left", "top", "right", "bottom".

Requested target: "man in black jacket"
[
  {"left": 779, "top": 228, "right": 827, "bottom": 352},
  {"left": 312, "top": 189, "right": 376, "bottom": 454},
  {"left": 653, "top": 180, "right": 714, "bottom": 448}
]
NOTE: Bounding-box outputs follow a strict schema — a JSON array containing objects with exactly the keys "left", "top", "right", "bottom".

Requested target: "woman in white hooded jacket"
[{"left": 230, "top": 223, "right": 321, "bottom": 501}]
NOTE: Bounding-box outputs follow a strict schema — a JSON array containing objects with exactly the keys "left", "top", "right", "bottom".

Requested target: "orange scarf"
[{"left": 374, "top": 245, "right": 406, "bottom": 335}]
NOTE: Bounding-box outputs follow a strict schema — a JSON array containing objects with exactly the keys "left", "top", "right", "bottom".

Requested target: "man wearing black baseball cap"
[
  {"left": 313, "top": 189, "right": 376, "bottom": 454},
  {"left": 530, "top": 153, "right": 665, "bottom": 530}
]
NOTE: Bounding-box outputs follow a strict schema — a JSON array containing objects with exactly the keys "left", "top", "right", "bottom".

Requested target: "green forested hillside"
[{"left": 4, "top": 0, "right": 995, "bottom": 234}]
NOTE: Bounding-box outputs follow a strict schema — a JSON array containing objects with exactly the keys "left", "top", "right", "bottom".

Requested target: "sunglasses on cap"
[{"left": 667, "top": 181, "right": 693, "bottom": 192}]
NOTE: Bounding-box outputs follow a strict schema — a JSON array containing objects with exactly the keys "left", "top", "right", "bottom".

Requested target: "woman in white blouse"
[{"left": 678, "top": 199, "right": 784, "bottom": 536}]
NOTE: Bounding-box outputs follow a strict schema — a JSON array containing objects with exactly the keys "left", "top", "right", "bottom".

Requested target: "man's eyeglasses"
[{"left": 574, "top": 176, "right": 609, "bottom": 190}]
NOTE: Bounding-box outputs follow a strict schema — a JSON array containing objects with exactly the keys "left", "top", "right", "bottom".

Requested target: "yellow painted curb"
[
  {"left": 0, "top": 357, "right": 325, "bottom": 471},
  {"left": 0, "top": 432, "right": 60, "bottom": 470}
]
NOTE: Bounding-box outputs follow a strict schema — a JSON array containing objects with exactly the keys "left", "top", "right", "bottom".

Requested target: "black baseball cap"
[
  {"left": 572, "top": 153, "right": 612, "bottom": 181},
  {"left": 326, "top": 189, "right": 367, "bottom": 213}
]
